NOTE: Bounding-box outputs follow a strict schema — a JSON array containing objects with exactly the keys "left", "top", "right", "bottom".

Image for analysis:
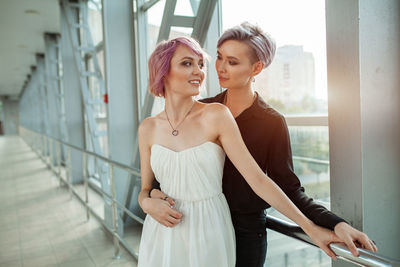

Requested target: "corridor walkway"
[{"left": 0, "top": 136, "right": 137, "bottom": 267}]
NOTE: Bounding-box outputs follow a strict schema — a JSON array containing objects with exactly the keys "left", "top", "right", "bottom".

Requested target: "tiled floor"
[{"left": 0, "top": 135, "right": 138, "bottom": 267}]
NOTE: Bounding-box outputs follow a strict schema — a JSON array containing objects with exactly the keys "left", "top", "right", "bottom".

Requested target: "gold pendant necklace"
[{"left": 164, "top": 101, "right": 195, "bottom": 136}]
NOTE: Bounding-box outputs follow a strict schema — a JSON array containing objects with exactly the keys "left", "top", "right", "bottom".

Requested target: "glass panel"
[
  {"left": 97, "top": 121, "right": 109, "bottom": 157},
  {"left": 174, "top": 0, "right": 197, "bottom": 16},
  {"left": 265, "top": 221, "right": 331, "bottom": 266},
  {"left": 86, "top": 50, "right": 106, "bottom": 117},
  {"left": 88, "top": 0, "right": 103, "bottom": 45},
  {"left": 289, "top": 126, "right": 330, "bottom": 203},
  {"left": 147, "top": 0, "right": 166, "bottom": 55},
  {"left": 221, "top": 0, "right": 328, "bottom": 116},
  {"left": 219, "top": 3, "right": 332, "bottom": 265},
  {"left": 169, "top": 26, "right": 193, "bottom": 38},
  {"left": 146, "top": 0, "right": 209, "bottom": 115}
]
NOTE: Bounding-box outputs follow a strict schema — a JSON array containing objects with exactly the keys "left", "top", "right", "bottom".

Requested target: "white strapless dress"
[{"left": 138, "top": 141, "right": 236, "bottom": 267}]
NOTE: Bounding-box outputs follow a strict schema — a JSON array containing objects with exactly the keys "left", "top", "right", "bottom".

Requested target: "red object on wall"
[{"left": 103, "top": 93, "right": 108, "bottom": 104}]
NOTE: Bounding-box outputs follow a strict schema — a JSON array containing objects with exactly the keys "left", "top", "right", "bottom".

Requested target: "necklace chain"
[{"left": 164, "top": 101, "right": 195, "bottom": 136}]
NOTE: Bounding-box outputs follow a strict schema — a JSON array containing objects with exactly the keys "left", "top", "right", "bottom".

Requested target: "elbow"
[{"left": 248, "top": 175, "right": 266, "bottom": 197}]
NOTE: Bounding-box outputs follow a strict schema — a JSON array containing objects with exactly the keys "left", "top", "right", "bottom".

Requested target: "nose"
[
  {"left": 216, "top": 59, "right": 225, "bottom": 74},
  {"left": 192, "top": 63, "right": 202, "bottom": 76}
]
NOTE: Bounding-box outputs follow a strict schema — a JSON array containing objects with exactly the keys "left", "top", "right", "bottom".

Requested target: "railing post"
[
  {"left": 284, "top": 252, "right": 289, "bottom": 266},
  {"left": 67, "top": 146, "right": 72, "bottom": 199},
  {"left": 43, "top": 135, "right": 49, "bottom": 168},
  {"left": 109, "top": 164, "right": 121, "bottom": 259},
  {"left": 32, "top": 132, "right": 35, "bottom": 152},
  {"left": 56, "top": 141, "right": 62, "bottom": 186},
  {"left": 38, "top": 133, "right": 42, "bottom": 155},
  {"left": 45, "top": 136, "right": 49, "bottom": 165},
  {"left": 49, "top": 138, "right": 53, "bottom": 171},
  {"left": 82, "top": 152, "right": 90, "bottom": 221},
  {"left": 41, "top": 134, "right": 45, "bottom": 159}
]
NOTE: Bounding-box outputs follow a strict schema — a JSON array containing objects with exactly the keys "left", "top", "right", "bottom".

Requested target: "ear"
[{"left": 252, "top": 61, "right": 264, "bottom": 76}]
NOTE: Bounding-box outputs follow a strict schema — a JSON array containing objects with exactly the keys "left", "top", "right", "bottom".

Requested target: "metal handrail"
[
  {"left": 20, "top": 126, "right": 143, "bottom": 260},
  {"left": 19, "top": 126, "right": 400, "bottom": 267},
  {"left": 266, "top": 216, "right": 400, "bottom": 267},
  {"left": 292, "top": 155, "right": 329, "bottom": 165}
]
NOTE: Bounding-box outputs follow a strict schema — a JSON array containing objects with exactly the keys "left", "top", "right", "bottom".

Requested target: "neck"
[
  {"left": 164, "top": 93, "right": 195, "bottom": 124},
  {"left": 224, "top": 85, "right": 255, "bottom": 113}
]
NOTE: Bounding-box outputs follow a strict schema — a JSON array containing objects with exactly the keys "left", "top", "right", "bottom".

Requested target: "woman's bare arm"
[
  {"left": 209, "top": 103, "right": 340, "bottom": 259},
  {"left": 137, "top": 118, "right": 156, "bottom": 210},
  {"left": 137, "top": 118, "right": 183, "bottom": 227}
]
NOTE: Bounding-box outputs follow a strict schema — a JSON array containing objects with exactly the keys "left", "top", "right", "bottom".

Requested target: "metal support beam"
[
  {"left": 44, "top": 33, "right": 67, "bottom": 165},
  {"left": 61, "top": 0, "right": 109, "bottom": 185},
  {"left": 191, "top": 0, "right": 217, "bottom": 45},
  {"left": 102, "top": 0, "right": 144, "bottom": 231},
  {"left": 60, "top": 1, "right": 85, "bottom": 183},
  {"left": 326, "top": 0, "right": 400, "bottom": 263}
]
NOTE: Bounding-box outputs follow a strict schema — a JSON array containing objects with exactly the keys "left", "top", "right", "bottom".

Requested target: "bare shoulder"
[
  {"left": 138, "top": 116, "right": 159, "bottom": 146},
  {"left": 138, "top": 116, "right": 156, "bottom": 134},
  {"left": 198, "top": 101, "right": 231, "bottom": 121}
]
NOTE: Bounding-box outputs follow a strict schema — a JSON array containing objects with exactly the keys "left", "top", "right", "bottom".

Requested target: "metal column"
[
  {"left": 326, "top": 0, "right": 400, "bottom": 263},
  {"left": 102, "top": 0, "right": 143, "bottom": 233},
  {"left": 60, "top": 1, "right": 85, "bottom": 183}
]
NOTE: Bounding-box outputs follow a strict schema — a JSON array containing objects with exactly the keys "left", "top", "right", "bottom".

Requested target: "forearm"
[{"left": 138, "top": 190, "right": 151, "bottom": 213}]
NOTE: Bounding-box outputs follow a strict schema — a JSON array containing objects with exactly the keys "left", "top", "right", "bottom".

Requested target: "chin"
[
  {"left": 190, "top": 90, "right": 200, "bottom": 97},
  {"left": 182, "top": 88, "right": 200, "bottom": 97},
  {"left": 218, "top": 81, "right": 229, "bottom": 88}
]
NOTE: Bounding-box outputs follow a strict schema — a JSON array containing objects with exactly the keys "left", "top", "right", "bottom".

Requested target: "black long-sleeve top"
[{"left": 153, "top": 90, "right": 346, "bottom": 230}]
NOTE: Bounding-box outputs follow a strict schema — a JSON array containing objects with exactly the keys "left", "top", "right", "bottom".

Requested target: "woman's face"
[
  {"left": 164, "top": 45, "right": 205, "bottom": 97},
  {"left": 216, "top": 40, "right": 257, "bottom": 90}
]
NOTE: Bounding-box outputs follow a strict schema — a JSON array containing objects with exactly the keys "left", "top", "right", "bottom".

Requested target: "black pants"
[{"left": 232, "top": 211, "right": 268, "bottom": 267}]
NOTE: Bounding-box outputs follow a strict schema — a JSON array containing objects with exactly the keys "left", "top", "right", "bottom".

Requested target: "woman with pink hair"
[{"left": 137, "top": 36, "right": 343, "bottom": 267}]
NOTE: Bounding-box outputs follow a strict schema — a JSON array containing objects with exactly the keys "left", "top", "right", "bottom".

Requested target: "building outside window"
[{"left": 220, "top": 0, "right": 331, "bottom": 266}]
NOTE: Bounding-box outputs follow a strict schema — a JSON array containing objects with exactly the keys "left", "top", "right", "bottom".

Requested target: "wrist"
[
  {"left": 141, "top": 197, "right": 152, "bottom": 214},
  {"left": 334, "top": 221, "right": 347, "bottom": 232},
  {"left": 299, "top": 218, "right": 315, "bottom": 233}
]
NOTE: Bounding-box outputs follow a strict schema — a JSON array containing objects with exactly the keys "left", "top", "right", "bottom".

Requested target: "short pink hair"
[{"left": 148, "top": 36, "right": 207, "bottom": 97}]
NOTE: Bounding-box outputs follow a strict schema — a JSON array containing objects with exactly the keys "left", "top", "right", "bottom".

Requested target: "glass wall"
[
  {"left": 84, "top": 0, "right": 108, "bottom": 187},
  {"left": 86, "top": 0, "right": 107, "bottom": 157},
  {"left": 146, "top": 0, "right": 211, "bottom": 116},
  {"left": 220, "top": 0, "right": 331, "bottom": 265},
  {"left": 290, "top": 126, "right": 330, "bottom": 202},
  {"left": 220, "top": 0, "right": 330, "bottom": 199},
  {"left": 146, "top": 0, "right": 167, "bottom": 116}
]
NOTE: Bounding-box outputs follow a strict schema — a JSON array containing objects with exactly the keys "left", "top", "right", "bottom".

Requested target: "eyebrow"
[
  {"left": 180, "top": 56, "right": 203, "bottom": 61},
  {"left": 217, "top": 51, "right": 239, "bottom": 61},
  {"left": 180, "top": 56, "right": 194, "bottom": 61}
]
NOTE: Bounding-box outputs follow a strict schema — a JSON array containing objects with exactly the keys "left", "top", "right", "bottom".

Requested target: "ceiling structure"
[{"left": 0, "top": 0, "right": 60, "bottom": 99}]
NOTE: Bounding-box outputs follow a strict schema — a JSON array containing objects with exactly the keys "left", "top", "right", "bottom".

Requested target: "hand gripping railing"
[
  {"left": 266, "top": 215, "right": 400, "bottom": 267},
  {"left": 20, "top": 126, "right": 400, "bottom": 266}
]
